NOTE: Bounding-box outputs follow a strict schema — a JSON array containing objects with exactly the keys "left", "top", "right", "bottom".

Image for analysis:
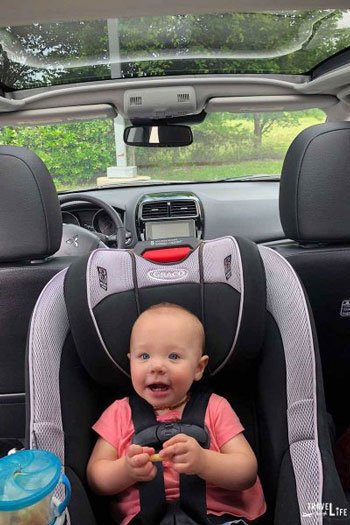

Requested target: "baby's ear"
[
  {"left": 194, "top": 355, "right": 209, "bottom": 381},
  {"left": 127, "top": 353, "right": 131, "bottom": 360}
]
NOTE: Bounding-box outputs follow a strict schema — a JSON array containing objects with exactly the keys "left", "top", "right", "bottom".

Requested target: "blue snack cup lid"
[{"left": 0, "top": 450, "right": 62, "bottom": 511}]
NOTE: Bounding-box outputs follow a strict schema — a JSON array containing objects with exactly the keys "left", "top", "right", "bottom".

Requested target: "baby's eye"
[
  {"left": 139, "top": 352, "right": 150, "bottom": 360},
  {"left": 169, "top": 352, "right": 180, "bottom": 360}
]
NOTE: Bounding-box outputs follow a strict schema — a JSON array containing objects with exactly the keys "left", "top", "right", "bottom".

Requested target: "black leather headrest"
[
  {"left": 280, "top": 122, "right": 350, "bottom": 243},
  {"left": 0, "top": 146, "right": 62, "bottom": 262}
]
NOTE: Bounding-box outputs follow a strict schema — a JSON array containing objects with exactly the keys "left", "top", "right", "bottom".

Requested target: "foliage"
[
  {"left": 0, "top": 119, "right": 116, "bottom": 185},
  {"left": 0, "top": 10, "right": 348, "bottom": 88},
  {"left": 0, "top": 109, "right": 325, "bottom": 189}
]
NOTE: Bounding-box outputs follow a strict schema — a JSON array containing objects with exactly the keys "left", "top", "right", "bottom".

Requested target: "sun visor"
[
  {"left": 0, "top": 104, "right": 117, "bottom": 127},
  {"left": 206, "top": 95, "right": 337, "bottom": 113}
]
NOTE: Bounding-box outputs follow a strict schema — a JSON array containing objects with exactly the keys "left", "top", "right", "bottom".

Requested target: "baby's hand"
[
  {"left": 159, "top": 434, "right": 206, "bottom": 475},
  {"left": 125, "top": 444, "right": 157, "bottom": 482}
]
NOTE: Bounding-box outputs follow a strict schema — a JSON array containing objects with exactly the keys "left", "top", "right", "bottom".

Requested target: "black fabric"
[
  {"left": 256, "top": 313, "right": 289, "bottom": 522},
  {"left": 130, "top": 386, "right": 212, "bottom": 525},
  {"left": 229, "top": 237, "right": 266, "bottom": 374},
  {"left": 65, "top": 239, "right": 266, "bottom": 385},
  {"left": 59, "top": 334, "right": 114, "bottom": 484},
  {"left": 139, "top": 283, "right": 239, "bottom": 374},
  {"left": 0, "top": 145, "right": 62, "bottom": 261},
  {"left": 129, "top": 393, "right": 167, "bottom": 525},
  {"left": 280, "top": 122, "right": 350, "bottom": 243},
  {"left": 0, "top": 396, "right": 25, "bottom": 439},
  {"left": 64, "top": 255, "right": 131, "bottom": 389},
  {"left": 94, "top": 292, "right": 139, "bottom": 377},
  {"left": 0, "top": 438, "right": 23, "bottom": 458},
  {"left": 67, "top": 277, "right": 241, "bottom": 385},
  {"left": 66, "top": 467, "right": 99, "bottom": 525},
  {"left": 179, "top": 386, "right": 212, "bottom": 525},
  {"left": 304, "top": 281, "right": 350, "bottom": 518},
  {"left": 273, "top": 452, "right": 300, "bottom": 525},
  {"left": 59, "top": 335, "right": 128, "bottom": 525}
]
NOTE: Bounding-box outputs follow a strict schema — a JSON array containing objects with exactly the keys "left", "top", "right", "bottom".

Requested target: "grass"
[
  {"left": 55, "top": 159, "right": 282, "bottom": 190},
  {"left": 137, "top": 159, "right": 283, "bottom": 182}
]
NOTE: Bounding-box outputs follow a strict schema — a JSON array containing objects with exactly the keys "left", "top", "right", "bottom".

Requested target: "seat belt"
[{"left": 129, "top": 384, "right": 212, "bottom": 525}]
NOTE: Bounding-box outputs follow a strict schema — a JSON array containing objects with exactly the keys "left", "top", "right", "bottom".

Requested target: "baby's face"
[{"left": 128, "top": 309, "right": 208, "bottom": 409}]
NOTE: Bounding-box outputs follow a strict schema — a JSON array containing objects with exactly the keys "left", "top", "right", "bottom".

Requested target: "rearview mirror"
[{"left": 124, "top": 125, "right": 193, "bottom": 147}]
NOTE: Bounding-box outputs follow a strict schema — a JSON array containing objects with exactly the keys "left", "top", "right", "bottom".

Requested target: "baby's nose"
[{"left": 150, "top": 359, "right": 166, "bottom": 372}]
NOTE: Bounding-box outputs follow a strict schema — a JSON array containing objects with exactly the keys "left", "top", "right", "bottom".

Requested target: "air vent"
[
  {"left": 177, "top": 93, "right": 190, "bottom": 103},
  {"left": 130, "top": 96, "right": 142, "bottom": 106},
  {"left": 142, "top": 201, "right": 168, "bottom": 219},
  {"left": 170, "top": 200, "right": 197, "bottom": 217}
]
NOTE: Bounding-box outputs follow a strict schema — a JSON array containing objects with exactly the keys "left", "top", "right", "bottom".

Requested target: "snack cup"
[{"left": 0, "top": 450, "right": 71, "bottom": 525}]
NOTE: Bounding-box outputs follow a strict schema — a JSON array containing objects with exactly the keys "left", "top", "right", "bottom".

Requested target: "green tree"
[
  {"left": 0, "top": 10, "right": 348, "bottom": 88},
  {"left": 251, "top": 112, "right": 302, "bottom": 147}
]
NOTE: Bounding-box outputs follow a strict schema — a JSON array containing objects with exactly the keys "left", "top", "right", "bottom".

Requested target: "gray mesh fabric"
[
  {"left": 259, "top": 246, "right": 322, "bottom": 525},
  {"left": 88, "top": 249, "right": 134, "bottom": 308},
  {"left": 27, "top": 268, "right": 70, "bottom": 523},
  {"left": 86, "top": 249, "right": 134, "bottom": 376},
  {"left": 202, "top": 237, "right": 244, "bottom": 375},
  {"left": 202, "top": 237, "right": 242, "bottom": 292}
]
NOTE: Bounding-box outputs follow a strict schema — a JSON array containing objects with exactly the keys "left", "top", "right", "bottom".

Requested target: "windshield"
[
  {"left": 0, "top": 109, "right": 325, "bottom": 191},
  {"left": 1, "top": 10, "right": 350, "bottom": 89}
]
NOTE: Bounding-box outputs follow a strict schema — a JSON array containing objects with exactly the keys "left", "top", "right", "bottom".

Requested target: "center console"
[{"left": 135, "top": 192, "right": 203, "bottom": 262}]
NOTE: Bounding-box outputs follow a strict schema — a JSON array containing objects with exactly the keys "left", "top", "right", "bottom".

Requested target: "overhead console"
[{"left": 135, "top": 192, "right": 203, "bottom": 262}]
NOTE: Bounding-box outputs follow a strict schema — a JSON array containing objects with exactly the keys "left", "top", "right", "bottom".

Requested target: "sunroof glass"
[{"left": 1, "top": 10, "right": 350, "bottom": 89}]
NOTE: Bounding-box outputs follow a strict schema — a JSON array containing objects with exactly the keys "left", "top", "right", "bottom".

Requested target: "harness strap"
[
  {"left": 179, "top": 385, "right": 212, "bottom": 524},
  {"left": 129, "top": 393, "right": 167, "bottom": 525},
  {"left": 129, "top": 386, "right": 212, "bottom": 525}
]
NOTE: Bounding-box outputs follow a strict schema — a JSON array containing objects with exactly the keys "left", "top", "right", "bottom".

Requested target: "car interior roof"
[{"left": 2, "top": 0, "right": 350, "bottom": 27}]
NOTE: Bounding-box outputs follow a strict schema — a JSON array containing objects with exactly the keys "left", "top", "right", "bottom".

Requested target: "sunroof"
[{"left": 1, "top": 10, "right": 350, "bottom": 90}]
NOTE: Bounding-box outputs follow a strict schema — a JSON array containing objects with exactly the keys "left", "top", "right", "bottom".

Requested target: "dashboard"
[{"left": 60, "top": 180, "right": 284, "bottom": 248}]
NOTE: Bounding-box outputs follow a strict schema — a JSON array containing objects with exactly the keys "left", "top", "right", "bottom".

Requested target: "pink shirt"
[{"left": 93, "top": 393, "right": 266, "bottom": 524}]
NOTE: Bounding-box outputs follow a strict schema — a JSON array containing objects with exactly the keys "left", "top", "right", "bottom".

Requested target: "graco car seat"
[{"left": 26, "top": 236, "right": 349, "bottom": 524}]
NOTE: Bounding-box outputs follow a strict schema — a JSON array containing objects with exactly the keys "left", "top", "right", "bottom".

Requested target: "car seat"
[
  {"left": 0, "top": 146, "right": 70, "bottom": 447},
  {"left": 26, "top": 236, "right": 349, "bottom": 524},
  {"left": 276, "top": 122, "right": 350, "bottom": 442}
]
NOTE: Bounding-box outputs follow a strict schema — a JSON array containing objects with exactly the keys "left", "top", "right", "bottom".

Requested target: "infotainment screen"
[{"left": 145, "top": 220, "right": 195, "bottom": 240}]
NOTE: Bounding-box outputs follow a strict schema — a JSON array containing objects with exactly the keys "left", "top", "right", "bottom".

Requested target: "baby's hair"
[{"left": 138, "top": 302, "right": 206, "bottom": 354}]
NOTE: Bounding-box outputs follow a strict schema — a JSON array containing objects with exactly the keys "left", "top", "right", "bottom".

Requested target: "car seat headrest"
[
  {"left": 0, "top": 145, "right": 62, "bottom": 262},
  {"left": 280, "top": 122, "right": 350, "bottom": 243},
  {"left": 64, "top": 237, "right": 266, "bottom": 388}
]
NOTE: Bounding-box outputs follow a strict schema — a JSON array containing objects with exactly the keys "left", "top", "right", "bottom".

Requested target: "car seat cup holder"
[{"left": 0, "top": 449, "right": 71, "bottom": 525}]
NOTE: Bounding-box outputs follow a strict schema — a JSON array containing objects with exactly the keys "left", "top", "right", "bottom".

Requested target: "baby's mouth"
[{"left": 147, "top": 383, "right": 169, "bottom": 392}]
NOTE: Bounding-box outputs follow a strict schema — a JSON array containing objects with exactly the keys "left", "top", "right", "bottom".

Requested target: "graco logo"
[{"left": 148, "top": 269, "right": 188, "bottom": 281}]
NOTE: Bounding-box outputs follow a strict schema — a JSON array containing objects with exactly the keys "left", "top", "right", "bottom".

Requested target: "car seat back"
[
  {"left": 278, "top": 122, "right": 350, "bottom": 440},
  {"left": 0, "top": 146, "right": 70, "bottom": 445},
  {"left": 26, "top": 237, "right": 349, "bottom": 524}
]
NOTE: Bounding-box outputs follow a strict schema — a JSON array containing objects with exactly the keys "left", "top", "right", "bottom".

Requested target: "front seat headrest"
[
  {"left": 0, "top": 146, "right": 62, "bottom": 262},
  {"left": 279, "top": 122, "right": 350, "bottom": 243}
]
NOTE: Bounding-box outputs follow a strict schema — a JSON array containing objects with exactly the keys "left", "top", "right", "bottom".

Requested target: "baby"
[{"left": 87, "top": 303, "right": 266, "bottom": 524}]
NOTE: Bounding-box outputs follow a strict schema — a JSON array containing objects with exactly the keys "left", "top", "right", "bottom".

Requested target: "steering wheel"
[{"left": 56, "top": 194, "right": 126, "bottom": 256}]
